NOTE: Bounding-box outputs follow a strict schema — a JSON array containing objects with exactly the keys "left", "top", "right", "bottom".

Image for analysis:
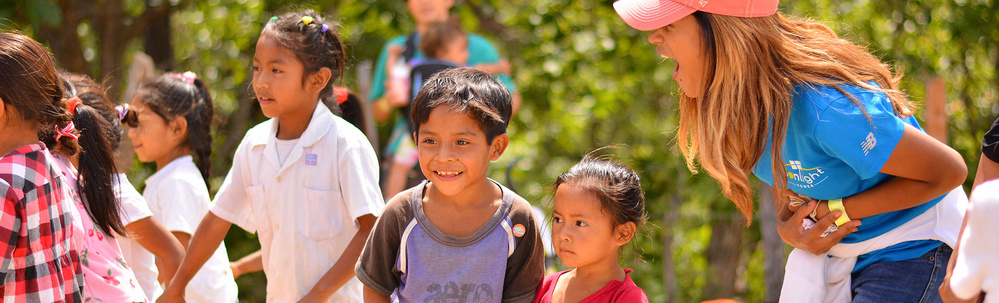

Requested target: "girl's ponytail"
[
  {"left": 73, "top": 104, "right": 127, "bottom": 237},
  {"left": 54, "top": 72, "right": 127, "bottom": 237},
  {"left": 188, "top": 77, "right": 213, "bottom": 184}
]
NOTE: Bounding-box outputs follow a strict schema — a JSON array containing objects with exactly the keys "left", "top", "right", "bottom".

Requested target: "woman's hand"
[{"left": 777, "top": 199, "right": 861, "bottom": 255}]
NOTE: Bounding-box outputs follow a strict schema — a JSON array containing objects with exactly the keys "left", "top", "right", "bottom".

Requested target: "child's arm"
[
  {"left": 156, "top": 211, "right": 232, "bottom": 303},
  {"left": 373, "top": 45, "right": 407, "bottom": 122},
  {"left": 297, "top": 214, "right": 376, "bottom": 302},
  {"left": 125, "top": 216, "right": 186, "bottom": 284},
  {"left": 472, "top": 59, "right": 511, "bottom": 75},
  {"left": 363, "top": 286, "right": 392, "bottom": 303},
  {"left": 230, "top": 250, "right": 263, "bottom": 278},
  {"left": 503, "top": 201, "right": 546, "bottom": 302}
]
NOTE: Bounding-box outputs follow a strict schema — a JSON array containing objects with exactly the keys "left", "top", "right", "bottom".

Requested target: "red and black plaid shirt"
[{"left": 1, "top": 143, "right": 84, "bottom": 302}]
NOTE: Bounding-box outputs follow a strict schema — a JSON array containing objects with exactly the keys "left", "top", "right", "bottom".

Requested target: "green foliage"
[{"left": 6, "top": 0, "right": 996, "bottom": 301}]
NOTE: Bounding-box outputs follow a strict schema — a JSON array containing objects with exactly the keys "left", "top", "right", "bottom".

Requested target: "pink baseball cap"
[{"left": 614, "top": 0, "right": 779, "bottom": 31}]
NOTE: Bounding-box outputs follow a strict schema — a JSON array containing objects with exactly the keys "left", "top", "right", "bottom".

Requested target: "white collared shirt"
[
  {"left": 131, "top": 155, "right": 238, "bottom": 302},
  {"left": 212, "top": 102, "right": 385, "bottom": 302}
]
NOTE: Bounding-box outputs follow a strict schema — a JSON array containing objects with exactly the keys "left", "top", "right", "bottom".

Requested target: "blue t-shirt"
[
  {"left": 368, "top": 33, "right": 515, "bottom": 102},
  {"left": 752, "top": 83, "right": 945, "bottom": 272}
]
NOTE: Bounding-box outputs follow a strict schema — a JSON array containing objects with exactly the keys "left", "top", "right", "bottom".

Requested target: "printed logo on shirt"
[
  {"left": 785, "top": 160, "right": 828, "bottom": 189},
  {"left": 861, "top": 132, "right": 877, "bottom": 156},
  {"left": 424, "top": 281, "right": 494, "bottom": 302},
  {"left": 305, "top": 153, "right": 318, "bottom": 166}
]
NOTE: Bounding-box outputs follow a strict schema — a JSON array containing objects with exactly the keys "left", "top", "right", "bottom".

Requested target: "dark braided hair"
[
  {"left": 47, "top": 72, "right": 128, "bottom": 237},
  {"left": 0, "top": 32, "right": 78, "bottom": 156},
  {"left": 263, "top": 10, "right": 347, "bottom": 110},
  {"left": 133, "top": 73, "right": 214, "bottom": 185}
]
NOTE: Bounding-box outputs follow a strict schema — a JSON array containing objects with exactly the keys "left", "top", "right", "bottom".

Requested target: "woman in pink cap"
[{"left": 614, "top": 0, "right": 969, "bottom": 302}]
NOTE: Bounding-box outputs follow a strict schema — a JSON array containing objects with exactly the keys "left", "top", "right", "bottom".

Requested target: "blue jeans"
[{"left": 851, "top": 244, "right": 952, "bottom": 303}]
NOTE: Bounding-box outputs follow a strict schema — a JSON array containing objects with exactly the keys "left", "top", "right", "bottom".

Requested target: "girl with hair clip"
[
  {"left": 160, "top": 10, "right": 383, "bottom": 303},
  {"left": 42, "top": 72, "right": 150, "bottom": 302},
  {"left": 59, "top": 72, "right": 187, "bottom": 302},
  {"left": 122, "top": 71, "right": 238, "bottom": 302},
  {"left": 614, "top": 0, "right": 968, "bottom": 302},
  {"left": 534, "top": 153, "right": 649, "bottom": 303},
  {"left": 0, "top": 31, "right": 85, "bottom": 303}
]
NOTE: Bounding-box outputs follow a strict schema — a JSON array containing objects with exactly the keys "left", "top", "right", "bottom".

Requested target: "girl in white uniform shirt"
[
  {"left": 158, "top": 11, "right": 384, "bottom": 302},
  {"left": 123, "top": 71, "right": 238, "bottom": 302}
]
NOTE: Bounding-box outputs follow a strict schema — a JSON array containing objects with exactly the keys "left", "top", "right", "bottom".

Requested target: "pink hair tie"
[
  {"left": 55, "top": 122, "right": 79, "bottom": 141},
  {"left": 334, "top": 87, "right": 349, "bottom": 104},
  {"left": 168, "top": 71, "right": 197, "bottom": 84},
  {"left": 115, "top": 104, "right": 130, "bottom": 121},
  {"left": 64, "top": 97, "right": 83, "bottom": 115}
]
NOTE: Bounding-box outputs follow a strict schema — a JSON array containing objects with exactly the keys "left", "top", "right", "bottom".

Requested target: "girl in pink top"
[
  {"left": 534, "top": 154, "right": 649, "bottom": 303},
  {"left": 43, "top": 74, "right": 148, "bottom": 302}
]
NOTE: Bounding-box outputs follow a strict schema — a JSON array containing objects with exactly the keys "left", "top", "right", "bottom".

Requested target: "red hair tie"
[
  {"left": 64, "top": 97, "right": 83, "bottom": 115},
  {"left": 334, "top": 87, "right": 349, "bottom": 104}
]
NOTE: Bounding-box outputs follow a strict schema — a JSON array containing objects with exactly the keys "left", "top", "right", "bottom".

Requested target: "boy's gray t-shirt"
[{"left": 355, "top": 180, "right": 545, "bottom": 303}]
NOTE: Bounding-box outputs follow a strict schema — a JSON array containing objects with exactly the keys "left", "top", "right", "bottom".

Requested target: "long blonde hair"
[{"left": 678, "top": 12, "right": 915, "bottom": 225}]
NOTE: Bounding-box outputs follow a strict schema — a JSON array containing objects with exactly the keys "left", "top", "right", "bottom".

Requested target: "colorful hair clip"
[
  {"left": 115, "top": 104, "right": 130, "bottom": 121},
  {"left": 321, "top": 24, "right": 329, "bottom": 33},
  {"left": 301, "top": 16, "right": 314, "bottom": 26},
  {"left": 334, "top": 87, "right": 349, "bottom": 104},
  {"left": 168, "top": 71, "right": 197, "bottom": 84},
  {"left": 55, "top": 122, "right": 79, "bottom": 141},
  {"left": 270, "top": 16, "right": 278, "bottom": 21},
  {"left": 64, "top": 97, "right": 83, "bottom": 115}
]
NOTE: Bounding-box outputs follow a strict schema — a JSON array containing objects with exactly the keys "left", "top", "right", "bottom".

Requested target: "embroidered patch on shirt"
[
  {"left": 512, "top": 224, "right": 526, "bottom": 237},
  {"left": 305, "top": 153, "right": 318, "bottom": 166}
]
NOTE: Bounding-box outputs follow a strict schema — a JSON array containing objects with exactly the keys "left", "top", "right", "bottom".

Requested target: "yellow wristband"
[{"left": 827, "top": 198, "right": 851, "bottom": 226}]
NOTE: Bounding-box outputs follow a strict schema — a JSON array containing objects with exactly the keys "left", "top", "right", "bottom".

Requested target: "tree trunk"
[
  {"left": 143, "top": 0, "right": 175, "bottom": 71},
  {"left": 703, "top": 213, "right": 743, "bottom": 300},
  {"left": 758, "top": 183, "right": 786, "bottom": 303},
  {"left": 661, "top": 192, "right": 680, "bottom": 303}
]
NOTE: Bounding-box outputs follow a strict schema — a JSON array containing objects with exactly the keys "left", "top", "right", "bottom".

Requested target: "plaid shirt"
[{"left": 1, "top": 143, "right": 84, "bottom": 303}]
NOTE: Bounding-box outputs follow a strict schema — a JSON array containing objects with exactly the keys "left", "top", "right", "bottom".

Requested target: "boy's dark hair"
[
  {"left": 553, "top": 153, "right": 646, "bottom": 228},
  {"left": 410, "top": 67, "right": 511, "bottom": 142},
  {"left": 419, "top": 21, "right": 465, "bottom": 59},
  {"left": 263, "top": 10, "right": 346, "bottom": 108},
  {"left": 47, "top": 72, "right": 128, "bottom": 238},
  {"left": 132, "top": 73, "right": 214, "bottom": 185},
  {"left": 0, "top": 31, "right": 78, "bottom": 155}
]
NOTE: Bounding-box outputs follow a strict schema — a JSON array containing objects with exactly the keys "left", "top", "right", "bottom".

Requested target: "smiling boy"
[{"left": 355, "top": 67, "right": 544, "bottom": 303}]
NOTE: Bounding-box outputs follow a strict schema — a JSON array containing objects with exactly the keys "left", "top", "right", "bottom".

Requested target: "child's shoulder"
[{"left": 382, "top": 187, "right": 417, "bottom": 220}]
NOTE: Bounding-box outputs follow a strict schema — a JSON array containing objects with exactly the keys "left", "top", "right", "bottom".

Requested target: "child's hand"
[
  {"left": 155, "top": 286, "right": 186, "bottom": 303},
  {"left": 776, "top": 200, "right": 861, "bottom": 255},
  {"left": 296, "top": 292, "right": 330, "bottom": 303}
]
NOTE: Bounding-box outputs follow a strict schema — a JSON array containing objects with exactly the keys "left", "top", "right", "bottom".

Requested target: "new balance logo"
[{"left": 861, "top": 132, "right": 876, "bottom": 156}]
